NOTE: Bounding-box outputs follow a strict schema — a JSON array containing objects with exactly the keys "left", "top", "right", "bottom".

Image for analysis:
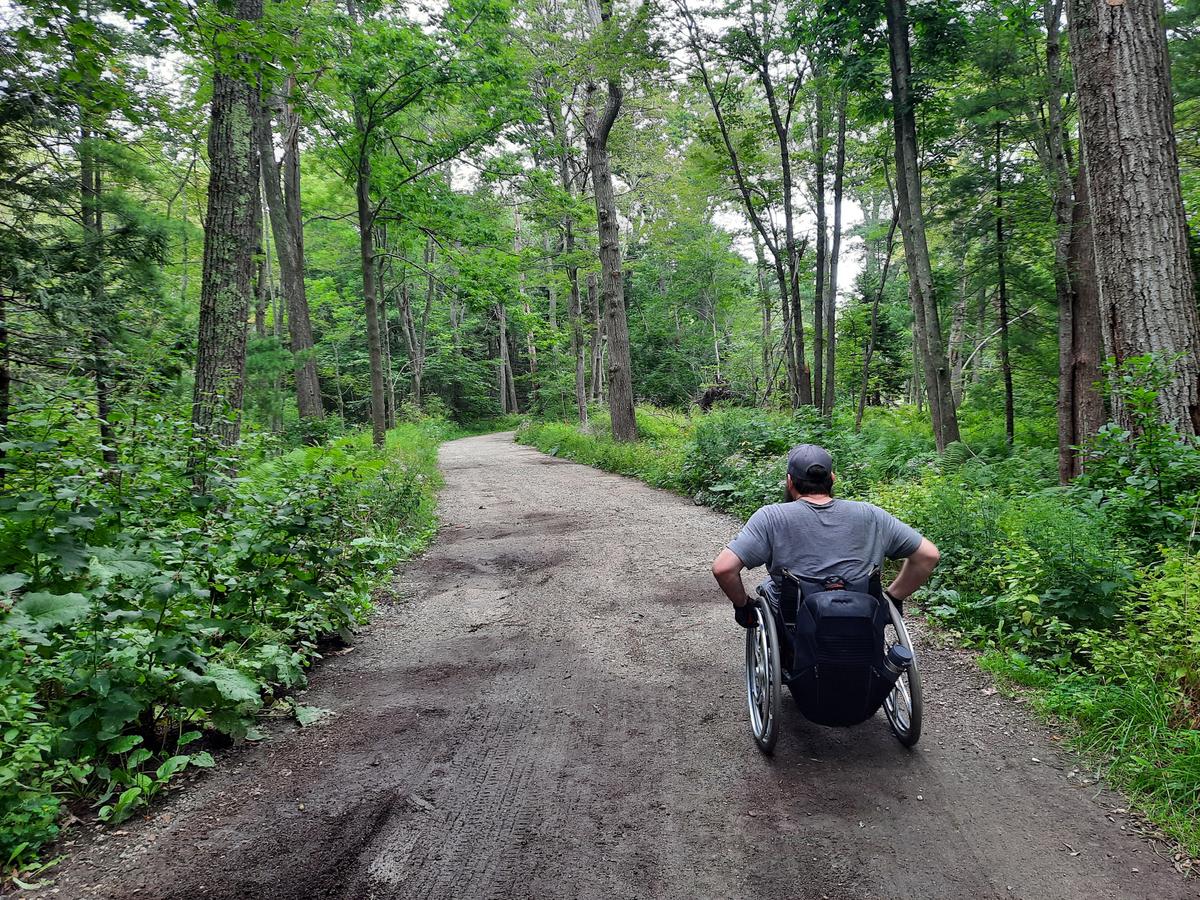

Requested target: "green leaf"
[
  {"left": 188, "top": 751, "right": 215, "bottom": 768},
  {"left": 0, "top": 572, "right": 29, "bottom": 594},
  {"left": 107, "top": 735, "right": 143, "bottom": 754},
  {"left": 206, "top": 664, "right": 260, "bottom": 704},
  {"left": 177, "top": 730, "right": 202, "bottom": 748},
  {"left": 155, "top": 755, "right": 191, "bottom": 781},
  {"left": 292, "top": 704, "right": 331, "bottom": 727},
  {"left": 8, "top": 591, "right": 91, "bottom": 633}
]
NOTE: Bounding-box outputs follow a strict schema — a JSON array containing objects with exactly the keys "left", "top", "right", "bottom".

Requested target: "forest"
[{"left": 2, "top": 0, "right": 1200, "bottom": 881}]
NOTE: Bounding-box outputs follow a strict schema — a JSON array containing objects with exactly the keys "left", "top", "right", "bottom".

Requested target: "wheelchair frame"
[{"left": 744, "top": 590, "right": 922, "bottom": 754}]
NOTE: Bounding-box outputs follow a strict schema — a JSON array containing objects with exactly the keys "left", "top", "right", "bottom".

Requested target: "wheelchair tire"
[
  {"left": 745, "top": 595, "right": 781, "bottom": 754},
  {"left": 882, "top": 598, "right": 922, "bottom": 748}
]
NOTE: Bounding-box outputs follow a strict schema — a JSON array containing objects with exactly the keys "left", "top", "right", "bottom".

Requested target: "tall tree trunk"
[
  {"left": 825, "top": 82, "right": 848, "bottom": 418},
  {"left": 753, "top": 232, "right": 774, "bottom": 402},
  {"left": 254, "top": 207, "right": 268, "bottom": 339},
  {"left": 588, "top": 273, "right": 604, "bottom": 401},
  {"left": 1069, "top": 0, "right": 1200, "bottom": 433},
  {"left": 354, "top": 146, "right": 386, "bottom": 445},
  {"left": 79, "top": 119, "right": 118, "bottom": 468},
  {"left": 995, "top": 123, "right": 1014, "bottom": 445},
  {"left": 566, "top": 220, "right": 588, "bottom": 425},
  {"left": 515, "top": 207, "right": 538, "bottom": 400},
  {"left": 948, "top": 270, "right": 968, "bottom": 409},
  {"left": 1043, "top": 0, "right": 1089, "bottom": 481},
  {"left": 0, "top": 293, "right": 9, "bottom": 488},
  {"left": 1064, "top": 162, "right": 1107, "bottom": 475},
  {"left": 192, "top": 0, "right": 262, "bottom": 456},
  {"left": 584, "top": 61, "right": 636, "bottom": 441},
  {"left": 885, "top": 0, "right": 960, "bottom": 450},
  {"left": 812, "top": 85, "right": 827, "bottom": 412},
  {"left": 856, "top": 209, "right": 899, "bottom": 432},
  {"left": 254, "top": 89, "right": 324, "bottom": 423},
  {"left": 378, "top": 254, "right": 395, "bottom": 429}
]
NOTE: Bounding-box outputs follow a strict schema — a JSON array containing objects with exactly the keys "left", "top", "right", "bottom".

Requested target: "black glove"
[
  {"left": 884, "top": 589, "right": 903, "bottom": 616},
  {"left": 733, "top": 598, "right": 758, "bottom": 628}
]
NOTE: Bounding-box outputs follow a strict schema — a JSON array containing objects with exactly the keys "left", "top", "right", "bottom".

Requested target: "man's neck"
[{"left": 794, "top": 493, "right": 834, "bottom": 505}]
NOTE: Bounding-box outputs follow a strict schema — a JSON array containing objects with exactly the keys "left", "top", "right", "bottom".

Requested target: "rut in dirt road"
[{"left": 45, "top": 432, "right": 1192, "bottom": 900}]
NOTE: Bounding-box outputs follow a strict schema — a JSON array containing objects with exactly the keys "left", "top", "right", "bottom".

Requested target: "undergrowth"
[{"left": 1, "top": 409, "right": 454, "bottom": 876}]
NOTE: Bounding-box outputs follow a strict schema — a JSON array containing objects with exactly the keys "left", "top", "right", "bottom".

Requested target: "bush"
[{"left": 0, "top": 410, "right": 447, "bottom": 868}]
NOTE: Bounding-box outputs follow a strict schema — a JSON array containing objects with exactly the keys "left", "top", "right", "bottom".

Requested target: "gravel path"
[{"left": 41, "top": 432, "right": 1193, "bottom": 900}]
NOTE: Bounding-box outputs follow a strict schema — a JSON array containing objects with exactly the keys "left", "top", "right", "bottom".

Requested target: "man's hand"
[{"left": 733, "top": 597, "right": 757, "bottom": 628}]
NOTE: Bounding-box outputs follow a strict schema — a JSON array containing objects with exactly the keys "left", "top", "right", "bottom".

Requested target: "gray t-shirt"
[{"left": 727, "top": 497, "right": 923, "bottom": 585}]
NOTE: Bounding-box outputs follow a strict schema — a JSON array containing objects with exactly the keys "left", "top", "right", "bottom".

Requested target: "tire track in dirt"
[{"left": 41, "top": 432, "right": 1193, "bottom": 900}]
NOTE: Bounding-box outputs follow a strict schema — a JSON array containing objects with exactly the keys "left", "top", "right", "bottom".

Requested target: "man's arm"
[
  {"left": 712, "top": 547, "right": 751, "bottom": 607},
  {"left": 886, "top": 538, "right": 940, "bottom": 600}
]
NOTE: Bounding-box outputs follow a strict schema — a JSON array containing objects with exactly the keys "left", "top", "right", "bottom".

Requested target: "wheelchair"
[{"left": 744, "top": 569, "right": 922, "bottom": 754}]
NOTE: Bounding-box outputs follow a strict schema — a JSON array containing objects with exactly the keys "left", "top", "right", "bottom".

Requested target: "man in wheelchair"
[
  {"left": 711, "top": 443, "right": 939, "bottom": 628},
  {"left": 711, "top": 444, "right": 940, "bottom": 746}
]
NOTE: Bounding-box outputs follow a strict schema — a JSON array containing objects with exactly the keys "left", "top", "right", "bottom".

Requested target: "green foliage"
[
  {"left": 1074, "top": 356, "right": 1200, "bottom": 556},
  {"left": 0, "top": 403, "right": 449, "bottom": 867}
]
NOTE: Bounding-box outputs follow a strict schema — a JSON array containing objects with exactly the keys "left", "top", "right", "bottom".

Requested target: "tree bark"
[
  {"left": 588, "top": 273, "right": 604, "bottom": 401},
  {"left": 995, "top": 124, "right": 1014, "bottom": 445},
  {"left": 354, "top": 145, "right": 386, "bottom": 445},
  {"left": 566, "top": 221, "right": 588, "bottom": 425},
  {"left": 885, "top": 0, "right": 960, "bottom": 450},
  {"left": 254, "top": 89, "right": 324, "bottom": 423},
  {"left": 825, "top": 81, "right": 848, "bottom": 418},
  {"left": 583, "top": 13, "right": 637, "bottom": 441},
  {"left": 1069, "top": 0, "right": 1200, "bottom": 433},
  {"left": 192, "top": 0, "right": 262, "bottom": 454},
  {"left": 856, "top": 209, "right": 899, "bottom": 432},
  {"left": 1064, "top": 162, "right": 1106, "bottom": 475},
  {"left": 812, "top": 84, "right": 827, "bottom": 412}
]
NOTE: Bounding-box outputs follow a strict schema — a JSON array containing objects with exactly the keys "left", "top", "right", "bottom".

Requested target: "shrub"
[{"left": 0, "top": 413, "right": 446, "bottom": 867}]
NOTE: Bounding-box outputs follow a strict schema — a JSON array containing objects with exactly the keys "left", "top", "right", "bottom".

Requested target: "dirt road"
[{"left": 45, "top": 432, "right": 1192, "bottom": 900}]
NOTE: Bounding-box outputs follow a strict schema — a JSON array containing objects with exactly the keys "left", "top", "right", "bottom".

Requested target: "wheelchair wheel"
[
  {"left": 882, "top": 598, "right": 923, "bottom": 748},
  {"left": 745, "top": 595, "right": 781, "bottom": 754}
]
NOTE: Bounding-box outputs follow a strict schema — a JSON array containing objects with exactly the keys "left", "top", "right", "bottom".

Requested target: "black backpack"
[{"left": 775, "top": 569, "right": 904, "bottom": 727}]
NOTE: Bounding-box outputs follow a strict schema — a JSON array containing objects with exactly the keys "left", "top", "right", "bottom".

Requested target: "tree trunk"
[
  {"left": 354, "top": 146, "right": 386, "bottom": 446},
  {"left": 192, "top": 0, "right": 262, "bottom": 455},
  {"left": 825, "top": 82, "right": 848, "bottom": 418},
  {"left": 753, "top": 232, "right": 774, "bottom": 402},
  {"left": 0, "top": 293, "right": 9, "bottom": 488},
  {"left": 948, "top": 270, "right": 968, "bottom": 409},
  {"left": 1043, "top": 0, "right": 1088, "bottom": 481},
  {"left": 588, "top": 273, "right": 604, "bottom": 401},
  {"left": 856, "top": 210, "right": 899, "bottom": 432},
  {"left": 566, "top": 220, "right": 588, "bottom": 425},
  {"left": 1069, "top": 0, "right": 1200, "bottom": 433},
  {"left": 584, "top": 68, "right": 636, "bottom": 441},
  {"left": 1063, "top": 162, "right": 1106, "bottom": 475},
  {"left": 813, "top": 85, "right": 827, "bottom": 412},
  {"left": 254, "top": 90, "right": 324, "bottom": 423},
  {"left": 995, "top": 124, "right": 1014, "bottom": 445},
  {"left": 885, "top": 0, "right": 960, "bottom": 450}
]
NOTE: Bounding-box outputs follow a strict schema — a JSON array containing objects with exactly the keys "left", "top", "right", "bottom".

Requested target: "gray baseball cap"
[{"left": 787, "top": 443, "right": 834, "bottom": 483}]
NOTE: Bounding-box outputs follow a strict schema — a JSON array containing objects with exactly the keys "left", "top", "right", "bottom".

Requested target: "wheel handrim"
[
  {"left": 746, "top": 618, "right": 772, "bottom": 739},
  {"left": 884, "top": 670, "right": 913, "bottom": 734}
]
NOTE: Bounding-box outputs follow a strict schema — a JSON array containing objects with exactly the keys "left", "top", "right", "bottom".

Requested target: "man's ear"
[
  {"left": 831, "top": 471, "right": 837, "bottom": 486},
  {"left": 785, "top": 473, "right": 797, "bottom": 500}
]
